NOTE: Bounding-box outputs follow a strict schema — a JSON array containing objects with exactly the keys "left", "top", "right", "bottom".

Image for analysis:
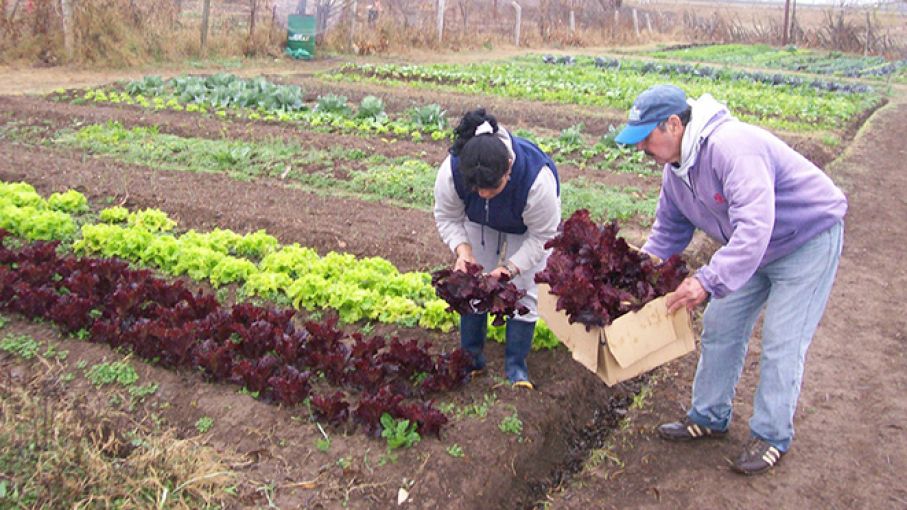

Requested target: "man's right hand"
[{"left": 666, "top": 276, "right": 708, "bottom": 314}]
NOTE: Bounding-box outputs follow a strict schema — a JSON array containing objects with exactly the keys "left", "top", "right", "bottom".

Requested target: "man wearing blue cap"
[{"left": 616, "top": 84, "right": 847, "bottom": 475}]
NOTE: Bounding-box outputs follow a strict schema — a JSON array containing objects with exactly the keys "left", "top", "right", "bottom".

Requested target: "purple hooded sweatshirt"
[{"left": 641, "top": 109, "right": 847, "bottom": 299}]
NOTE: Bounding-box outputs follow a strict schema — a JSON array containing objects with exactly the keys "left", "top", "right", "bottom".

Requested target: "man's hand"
[
  {"left": 666, "top": 276, "right": 708, "bottom": 314},
  {"left": 454, "top": 243, "right": 477, "bottom": 272}
]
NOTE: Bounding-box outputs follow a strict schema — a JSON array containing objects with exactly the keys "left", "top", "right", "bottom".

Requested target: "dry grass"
[
  {"left": 0, "top": 357, "right": 237, "bottom": 508},
  {"left": 316, "top": 1, "right": 906, "bottom": 59},
  {"left": 0, "top": 0, "right": 283, "bottom": 67}
]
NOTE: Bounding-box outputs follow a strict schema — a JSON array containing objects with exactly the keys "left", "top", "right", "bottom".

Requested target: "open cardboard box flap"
[
  {"left": 605, "top": 296, "right": 680, "bottom": 367},
  {"left": 538, "top": 284, "right": 696, "bottom": 386}
]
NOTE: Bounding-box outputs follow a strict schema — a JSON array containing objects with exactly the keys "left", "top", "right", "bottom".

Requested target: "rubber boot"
[
  {"left": 505, "top": 319, "right": 536, "bottom": 385},
  {"left": 460, "top": 313, "right": 488, "bottom": 372}
]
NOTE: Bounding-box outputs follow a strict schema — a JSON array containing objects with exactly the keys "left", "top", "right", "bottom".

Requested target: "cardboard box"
[{"left": 537, "top": 283, "right": 697, "bottom": 386}]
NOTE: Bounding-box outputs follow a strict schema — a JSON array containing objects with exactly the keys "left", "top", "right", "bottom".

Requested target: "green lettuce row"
[
  {"left": 0, "top": 182, "right": 80, "bottom": 241},
  {"left": 0, "top": 181, "right": 559, "bottom": 350}
]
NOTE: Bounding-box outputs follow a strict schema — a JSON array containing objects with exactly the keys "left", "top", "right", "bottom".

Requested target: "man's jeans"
[{"left": 687, "top": 222, "right": 844, "bottom": 452}]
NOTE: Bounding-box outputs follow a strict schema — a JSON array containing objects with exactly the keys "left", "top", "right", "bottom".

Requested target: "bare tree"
[{"left": 457, "top": 0, "right": 469, "bottom": 31}]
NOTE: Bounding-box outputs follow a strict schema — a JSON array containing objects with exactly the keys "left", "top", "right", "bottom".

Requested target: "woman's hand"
[
  {"left": 666, "top": 276, "right": 708, "bottom": 313},
  {"left": 488, "top": 261, "right": 519, "bottom": 280},
  {"left": 454, "top": 243, "right": 477, "bottom": 272}
]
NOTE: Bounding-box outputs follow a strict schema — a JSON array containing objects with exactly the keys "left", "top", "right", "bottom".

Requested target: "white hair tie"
[{"left": 474, "top": 121, "right": 494, "bottom": 136}]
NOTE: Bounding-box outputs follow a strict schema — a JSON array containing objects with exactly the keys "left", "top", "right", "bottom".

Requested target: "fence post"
[
  {"left": 437, "top": 0, "right": 445, "bottom": 44},
  {"left": 512, "top": 1, "right": 521, "bottom": 47},
  {"left": 632, "top": 8, "right": 639, "bottom": 38},
  {"left": 200, "top": 0, "right": 211, "bottom": 56},
  {"left": 569, "top": 10, "right": 575, "bottom": 33},
  {"left": 864, "top": 10, "right": 871, "bottom": 55},
  {"left": 61, "top": 0, "right": 74, "bottom": 61},
  {"left": 612, "top": 9, "right": 619, "bottom": 39},
  {"left": 350, "top": 0, "right": 358, "bottom": 51}
]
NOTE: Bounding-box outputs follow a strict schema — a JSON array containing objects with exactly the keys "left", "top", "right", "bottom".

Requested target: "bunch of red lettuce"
[
  {"left": 431, "top": 262, "right": 529, "bottom": 326},
  {"left": 535, "top": 210, "right": 689, "bottom": 329}
]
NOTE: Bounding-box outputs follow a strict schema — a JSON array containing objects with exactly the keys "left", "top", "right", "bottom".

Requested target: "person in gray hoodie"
[
  {"left": 434, "top": 109, "right": 561, "bottom": 389},
  {"left": 615, "top": 84, "right": 846, "bottom": 475}
]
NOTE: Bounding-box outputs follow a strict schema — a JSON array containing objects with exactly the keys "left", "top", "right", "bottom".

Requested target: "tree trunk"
[
  {"left": 632, "top": 8, "right": 639, "bottom": 38},
  {"left": 270, "top": 3, "right": 277, "bottom": 45},
  {"left": 200, "top": 0, "right": 211, "bottom": 55},
  {"left": 511, "top": 1, "right": 521, "bottom": 46}
]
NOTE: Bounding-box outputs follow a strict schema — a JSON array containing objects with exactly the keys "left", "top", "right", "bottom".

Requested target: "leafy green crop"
[
  {"left": 315, "top": 93, "right": 352, "bottom": 115},
  {"left": 380, "top": 413, "right": 421, "bottom": 449},
  {"left": 498, "top": 411, "right": 523, "bottom": 436},
  {"left": 47, "top": 190, "right": 89, "bottom": 213},
  {"left": 327, "top": 57, "right": 881, "bottom": 134},
  {"left": 99, "top": 206, "right": 129, "bottom": 223},
  {"left": 356, "top": 95, "right": 388, "bottom": 122},
  {"left": 407, "top": 103, "right": 448, "bottom": 132},
  {"left": 85, "top": 360, "right": 139, "bottom": 387},
  {"left": 0, "top": 181, "right": 566, "bottom": 350},
  {"left": 0, "top": 334, "right": 41, "bottom": 360}
]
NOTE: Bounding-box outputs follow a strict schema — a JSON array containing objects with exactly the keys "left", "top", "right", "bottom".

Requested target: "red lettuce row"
[
  {"left": 535, "top": 210, "right": 689, "bottom": 329},
  {"left": 0, "top": 230, "right": 469, "bottom": 437},
  {"left": 431, "top": 262, "right": 529, "bottom": 326}
]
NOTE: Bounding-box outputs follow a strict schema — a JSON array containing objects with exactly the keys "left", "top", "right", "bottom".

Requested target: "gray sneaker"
[
  {"left": 657, "top": 416, "right": 728, "bottom": 441},
  {"left": 732, "top": 438, "right": 784, "bottom": 475}
]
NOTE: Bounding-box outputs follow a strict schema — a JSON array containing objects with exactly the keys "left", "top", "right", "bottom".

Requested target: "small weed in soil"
[{"left": 196, "top": 416, "right": 215, "bottom": 433}]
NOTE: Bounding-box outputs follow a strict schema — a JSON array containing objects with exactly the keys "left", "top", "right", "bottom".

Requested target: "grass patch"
[{"left": 561, "top": 178, "right": 658, "bottom": 223}]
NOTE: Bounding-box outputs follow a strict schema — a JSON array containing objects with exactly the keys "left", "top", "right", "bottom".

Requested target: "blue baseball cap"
[{"left": 614, "top": 85, "right": 688, "bottom": 145}]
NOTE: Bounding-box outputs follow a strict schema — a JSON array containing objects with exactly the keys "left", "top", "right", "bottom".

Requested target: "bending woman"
[{"left": 433, "top": 109, "right": 561, "bottom": 389}]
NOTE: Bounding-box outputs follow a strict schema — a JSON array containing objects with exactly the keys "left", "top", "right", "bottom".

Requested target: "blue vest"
[{"left": 451, "top": 136, "right": 559, "bottom": 235}]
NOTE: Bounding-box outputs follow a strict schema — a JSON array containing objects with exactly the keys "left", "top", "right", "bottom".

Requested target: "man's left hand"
[{"left": 666, "top": 276, "right": 708, "bottom": 314}]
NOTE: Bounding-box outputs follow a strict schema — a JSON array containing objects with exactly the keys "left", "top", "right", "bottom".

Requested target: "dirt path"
[{"left": 550, "top": 95, "right": 907, "bottom": 509}]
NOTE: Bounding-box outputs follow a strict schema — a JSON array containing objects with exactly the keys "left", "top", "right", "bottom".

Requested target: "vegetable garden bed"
[{"left": 0, "top": 53, "right": 884, "bottom": 507}]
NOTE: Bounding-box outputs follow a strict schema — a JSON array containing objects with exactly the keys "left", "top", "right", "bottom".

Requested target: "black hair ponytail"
[
  {"left": 449, "top": 109, "right": 509, "bottom": 190},
  {"left": 449, "top": 108, "right": 499, "bottom": 157}
]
